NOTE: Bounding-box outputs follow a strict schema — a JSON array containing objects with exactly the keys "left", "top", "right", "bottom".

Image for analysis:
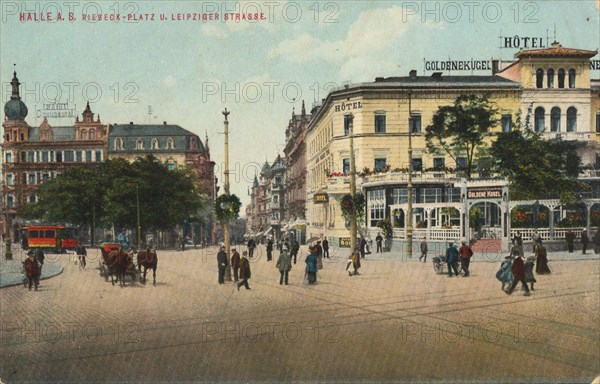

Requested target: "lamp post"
[
  {"left": 348, "top": 113, "right": 357, "bottom": 254},
  {"left": 4, "top": 210, "right": 12, "bottom": 260},
  {"left": 222, "top": 108, "right": 232, "bottom": 282},
  {"left": 136, "top": 184, "right": 141, "bottom": 250},
  {"left": 406, "top": 92, "right": 414, "bottom": 258}
]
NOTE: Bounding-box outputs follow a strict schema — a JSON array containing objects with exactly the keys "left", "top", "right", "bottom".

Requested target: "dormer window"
[
  {"left": 136, "top": 138, "right": 144, "bottom": 150},
  {"left": 90, "top": 129, "right": 95, "bottom": 139},
  {"left": 81, "top": 129, "right": 87, "bottom": 140},
  {"left": 151, "top": 138, "right": 159, "bottom": 149},
  {"left": 167, "top": 138, "right": 175, "bottom": 149},
  {"left": 114, "top": 138, "right": 124, "bottom": 150}
]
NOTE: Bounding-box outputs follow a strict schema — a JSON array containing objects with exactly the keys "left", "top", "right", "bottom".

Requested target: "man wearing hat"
[
  {"left": 217, "top": 246, "right": 229, "bottom": 284},
  {"left": 506, "top": 253, "right": 531, "bottom": 296},
  {"left": 231, "top": 248, "right": 240, "bottom": 282},
  {"left": 117, "top": 228, "right": 131, "bottom": 250},
  {"left": 24, "top": 250, "right": 41, "bottom": 291},
  {"left": 445, "top": 242, "right": 459, "bottom": 277},
  {"left": 276, "top": 244, "right": 292, "bottom": 285}
]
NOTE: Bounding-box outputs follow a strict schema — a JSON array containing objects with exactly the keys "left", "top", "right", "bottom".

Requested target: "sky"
[{"left": 1, "top": 0, "right": 599, "bottom": 209}]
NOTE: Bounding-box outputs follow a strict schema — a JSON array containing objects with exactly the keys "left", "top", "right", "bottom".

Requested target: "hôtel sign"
[
  {"left": 467, "top": 188, "right": 503, "bottom": 199},
  {"left": 314, "top": 193, "right": 329, "bottom": 204}
]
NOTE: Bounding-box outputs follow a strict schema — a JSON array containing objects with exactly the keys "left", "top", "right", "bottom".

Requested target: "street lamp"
[
  {"left": 222, "top": 108, "right": 232, "bottom": 282},
  {"left": 406, "top": 92, "right": 414, "bottom": 258},
  {"left": 348, "top": 113, "right": 357, "bottom": 254}
]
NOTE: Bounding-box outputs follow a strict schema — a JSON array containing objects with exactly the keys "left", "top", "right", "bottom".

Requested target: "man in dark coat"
[
  {"left": 581, "top": 230, "right": 589, "bottom": 254},
  {"left": 359, "top": 237, "right": 367, "bottom": 259},
  {"left": 35, "top": 248, "right": 45, "bottom": 277},
  {"left": 291, "top": 239, "right": 300, "bottom": 264},
  {"left": 445, "top": 242, "right": 459, "bottom": 277},
  {"left": 322, "top": 237, "right": 329, "bottom": 258},
  {"left": 565, "top": 230, "right": 575, "bottom": 253},
  {"left": 76, "top": 243, "right": 87, "bottom": 269},
  {"left": 231, "top": 248, "right": 240, "bottom": 282},
  {"left": 237, "top": 251, "right": 251, "bottom": 290},
  {"left": 266, "top": 238, "right": 274, "bottom": 262},
  {"left": 375, "top": 233, "right": 383, "bottom": 253},
  {"left": 419, "top": 237, "right": 428, "bottom": 263},
  {"left": 24, "top": 250, "right": 40, "bottom": 291},
  {"left": 593, "top": 230, "right": 600, "bottom": 254},
  {"left": 217, "top": 246, "right": 229, "bottom": 284},
  {"left": 506, "top": 254, "right": 530, "bottom": 296},
  {"left": 247, "top": 238, "right": 256, "bottom": 258}
]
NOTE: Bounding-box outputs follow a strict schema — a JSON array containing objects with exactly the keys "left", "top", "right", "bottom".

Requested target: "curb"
[{"left": 0, "top": 265, "right": 64, "bottom": 289}]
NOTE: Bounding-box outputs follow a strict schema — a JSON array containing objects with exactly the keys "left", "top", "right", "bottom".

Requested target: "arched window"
[
  {"left": 89, "top": 129, "right": 95, "bottom": 139},
  {"left": 551, "top": 107, "right": 561, "bottom": 132},
  {"left": 21, "top": 151, "right": 26, "bottom": 162},
  {"left": 5, "top": 132, "right": 10, "bottom": 142},
  {"left": 81, "top": 129, "right": 87, "bottom": 140},
  {"left": 536, "top": 68, "right": 544, "bottom": 88},
  {"left": 136, "top": 138, "right": 144, "bottom": 150},
  {"left": 567, "top": 107, "right": 577, "bottom": 131},
  {"left": 167, "top": 138, "right": 175, "bottom": 149},
  {"left": 534, "top": 107, "right": 545, "bottom": 132},
  {"left": 151, "top": 138, "right": 159, "bottom": 149},
  {"left": 568, "top": 68, "right": 576, "bottom": 88},
  {"left": 547, "top": 69, "right": 554, "bottom": 88},
  {"left": 557, "top": 69, "right": 565, "bottom": 88},
  {"left": 20, "top": 133, "right": 24, "bottom": 141}
]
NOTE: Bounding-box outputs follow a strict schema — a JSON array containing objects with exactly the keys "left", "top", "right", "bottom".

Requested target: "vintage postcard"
[{"left": 1, "top": 1, "right": 599, "bottom": 383}]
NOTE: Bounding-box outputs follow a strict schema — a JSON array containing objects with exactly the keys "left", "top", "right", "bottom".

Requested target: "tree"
[
  {"left": 490, "top": 129, "right": 585, "bottom": 202},
  {"left": 425, "top": 95, "right": 498, "bottom": 179}
]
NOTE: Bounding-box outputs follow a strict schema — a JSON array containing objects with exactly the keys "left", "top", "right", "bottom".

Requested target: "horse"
[
  {"left": 106, "top": 248, "right": 133, "bottom": 287},
  {"left": 137, "top": 248, "right": 158, "bottom": 286}
]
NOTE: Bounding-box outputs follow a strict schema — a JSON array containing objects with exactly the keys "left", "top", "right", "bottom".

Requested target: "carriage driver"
[{"left": 117, "top": 228, "right": 132, "bottom": 250}]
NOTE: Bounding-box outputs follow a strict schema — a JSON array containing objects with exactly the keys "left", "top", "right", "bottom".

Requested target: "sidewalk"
[{"left": 0, "top": 260, "right": 64, "bottom": 288}]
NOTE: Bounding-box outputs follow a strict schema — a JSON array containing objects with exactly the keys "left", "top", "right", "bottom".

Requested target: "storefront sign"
[
  {"left": 424, "top": 59, "right": 492, "bottom": 71},
  {"left": 339, "top": 237, "right": 351, "bottom": 248},
  {"left": 314, "top": 193, "right": 329, "bottom": 204},
  {"left": 334, "top": 101, "right": 362, "bottom": 113},
  {"left": 467, "top": 188, "right": 503, "bottom": 199}
]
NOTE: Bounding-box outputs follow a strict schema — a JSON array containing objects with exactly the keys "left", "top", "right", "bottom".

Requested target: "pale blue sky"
[{"left": 1, "top": 1, "right": 599, "bottom": 206}]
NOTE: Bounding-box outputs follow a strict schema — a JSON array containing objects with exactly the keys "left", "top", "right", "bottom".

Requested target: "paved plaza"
[{"left": 0, "top": 244, "right": 598, "bottom": 383}]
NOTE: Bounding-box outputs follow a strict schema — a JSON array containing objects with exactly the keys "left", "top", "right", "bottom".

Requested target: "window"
[
  {"left": 422, "top": 188, "right": 442, "bottom": 203},
  {"left": 410, "top": 114, "right": 422, "bottom": 133},
  {"left": 90, "top": 129, "right": 95, "bottom": 139},
  {"left": 501, "top": 114, "right": 512, "bottom": 132},
  {"left": 41, "top": 151, "right": 48, "bottom": 162},
  {"left": 136, "top": 139, "right": 144, "bottom": 150},
  {"left": 273, "top": 195, "right": 278, "bottom": 204},
  {"left": 596, "top": 112, "right": 600, "bottom": 133},
  {"left": 95, "top": 150, "right": 102, "bottom": 162},
  {"left": 167, "top": 138, "right": 175, "bottom": 149},
  {"left": 28, "top": 151, "right": 34, "bottom": 162},
  {"left": 534, "top": 107, "right": 545, "bottom": 132},
  {"left": 412, "top": 158, "right": 423, "bottom": 171},
  {"left": 64, "top": 151, "right": 74, "bottom": 162},
  {"left": 551, "top": 107, "right": 561, "bottom": 132},
  {"left": 86, "top": 151, "right": 92, "bottom": 162},
  {"left": 7, "top": 196, "right": 14, "bottom": 208},
  {"left": 374, "top": 114, "right": 386, "bottom": 134},
  {"left": 547, "top": 68, "right": 554, "bottom": 88},
  {"left": 368, "top": 189, "right": 386, "bottom": 227},
  {"left": 568, "top": 68, "right": 576, "bottom": 88},
  {"left": 343, "top": 115, "right": 352, "bottom": 136},
  {"left": 567, "top": 107, "right": 577, "bottom": 132},
  {"left": 29, "top": 196, "right": 36, "bottom": 204},
  {"left": 7, "top": 174, "right": 13, "bottom": 185},
  {"left": 21, "top": 151, "right": 26, "bottom": 162},
  {"left": 342, "top": 158, "right": 350, "bottom": 174},
  {"left": 56, "top": 152, "right": 63, "bottom": 163},
  {"left": 5, "top": 153, "right": 11, "bottom": 163},
  {"left": 42, "top": 173, "right": 49, "bottom": 182},
  {"left": 76, "top": 151, "right": 82, "bottom": 162},
  {"left": 536, "top": 68, "right": 544, "bottom": 88},
  {"left": 374, "top": 158, "right": 387, "bottom": 172},
  {"left": 28, "top": 174, "right": 35, "bottom": 185},
  {"left": 456, "top": 157, "right": 467, "bottom": 170},
  {"left": 81, "top": 129, "right": 87, "bottom": 140},
  {"left": 152, "top": 138, "right": 159, "bottom": 149},
  {"left": 433, "top": 157, "right": 445, "bottom": 170},
  {"left": 392, "top": 188, "right": 415, "bottom": 204},
  {"left": 558, "top": 69, "right": 565, "bottom": 88},
  {"left": 167, "top": 159, "right": 176, "bottom": 170},
  {"left": 446, "top": 187, "right": 462, "bottom": 203}
]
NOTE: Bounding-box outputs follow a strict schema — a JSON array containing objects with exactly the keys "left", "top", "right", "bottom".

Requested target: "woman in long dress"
[{"left": 535, "top": 239, "right": 551, "bottom": 274}]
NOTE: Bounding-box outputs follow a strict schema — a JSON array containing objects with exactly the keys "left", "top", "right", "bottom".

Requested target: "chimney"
[
  {"left": 129, "top": 122, "right": 133, "bottom": 125},
  {"left": 492, "top": 59, "right": 500, "bottom": 75},
  {"left": 431, "top": 72, "right": 442, "bottom": 79},
  {"left": 409, "top": 70, "right": 417, "bottom": 79},
  {"left": 163, "top": 121, "right": 167, "bottom": 125}
]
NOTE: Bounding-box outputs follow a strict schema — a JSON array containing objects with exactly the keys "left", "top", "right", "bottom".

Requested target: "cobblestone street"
[{"left": 1, "top": 245, "right": 599, "bottom": 383}]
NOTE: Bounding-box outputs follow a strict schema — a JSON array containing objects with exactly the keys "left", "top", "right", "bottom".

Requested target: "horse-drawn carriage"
[
  {"left": 98, "top": 243, "right": 158, "bottom": 286},
  {"left": 99, "top": 243, "right": 138, "bottom": 286}
]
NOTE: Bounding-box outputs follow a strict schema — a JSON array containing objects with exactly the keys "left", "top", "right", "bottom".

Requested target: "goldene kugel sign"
[{"left": 467, "top": 188, "right": 503, "bottom": 199}]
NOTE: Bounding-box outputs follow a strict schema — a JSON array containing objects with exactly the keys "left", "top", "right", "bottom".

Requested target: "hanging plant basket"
[
  {"left": 215, "top": 194, "right": 241, "bottom": 224},
  {"left": 340, "top": 193, "right": 365, "bottom": 223}
]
